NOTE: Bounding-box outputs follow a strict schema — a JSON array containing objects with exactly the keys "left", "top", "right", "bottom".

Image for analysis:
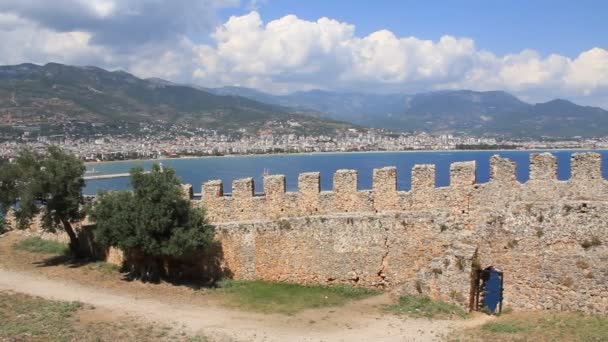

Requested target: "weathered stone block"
[
  {"left": 529, "top": 153, "right": 557, "bottom": 182},
  {"left": 333, "top": 169, "right": 358, "bottom": 193},
  {"left": 571, "top": 152, "right": 602, "bottom": 182},
  {"left": 450, "top": 161, "right": 476, "bottom": 187},
  {"left": 202, "top": 179, "right": 223, "bottom": 200},
  {"left": 412, "top": 164, "right": 435, "bottom": 191},
  {"left": 264, "top": 175, "right": 286, "bottom": 200},
  {"left": 490, "top": 155, "right": 517, "bottom": 183},
  {"left": 232, "top": 177, "right": 254, "bottom": 199},
  {"left": 333, "top": 169, "right": 359, "bottom": 212},
  {"left": 298, "top": 172, "right": 320, "bottom": 213},
  {"left": 373, "top": 167, "right": 398, "bottom": 210}
]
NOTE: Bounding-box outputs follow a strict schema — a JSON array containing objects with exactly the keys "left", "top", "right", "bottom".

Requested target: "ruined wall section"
[
  {"left": 15, "top": 152, "right": 607, "bottom": 314},
  {"left": 198, "top": 152, "right": 607, "bottom": 224},
  {"left": 199, "top": 160, "right": 477, "bottom": 223},
  {"left": 200, "top": 152, "right": 608, "bottom": 314}
]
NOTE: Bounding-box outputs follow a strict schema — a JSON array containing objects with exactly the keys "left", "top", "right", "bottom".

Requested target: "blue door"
[
  {"left": 481, "top": 267, "right": 503, "bottom": 314},
  {"left": 471, "top": 266, "right": 503, "bottom": 314}
]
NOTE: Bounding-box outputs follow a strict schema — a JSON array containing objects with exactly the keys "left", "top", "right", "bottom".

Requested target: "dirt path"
[{"left": 0, "top": 267, "right": 470, "bottom": 342}]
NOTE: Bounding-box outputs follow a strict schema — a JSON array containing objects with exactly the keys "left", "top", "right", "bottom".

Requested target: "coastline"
[{"left": 84, "top": 147, "right": 607, "bottom": 166}]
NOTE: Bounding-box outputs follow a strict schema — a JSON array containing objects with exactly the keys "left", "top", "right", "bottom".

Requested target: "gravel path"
[{"left": 0, "top": 267, "right": 467, "bottom": 341}]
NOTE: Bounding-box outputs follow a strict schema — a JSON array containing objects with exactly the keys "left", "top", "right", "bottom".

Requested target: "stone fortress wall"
[
  {"left": 6, "top": 152, "right": 606, "bottom": 314},
  {"left": 188, "top": 152, "right": 608, "bottom": 314}
]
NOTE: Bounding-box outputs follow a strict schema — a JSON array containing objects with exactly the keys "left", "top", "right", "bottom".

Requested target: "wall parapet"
[{"left": 198, "top": 152, "right": 606, "bottom": 223}]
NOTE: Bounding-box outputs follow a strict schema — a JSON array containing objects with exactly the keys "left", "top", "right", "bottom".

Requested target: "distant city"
[{"left": 1, "top": 121, "right": 605, "bottom": 162}]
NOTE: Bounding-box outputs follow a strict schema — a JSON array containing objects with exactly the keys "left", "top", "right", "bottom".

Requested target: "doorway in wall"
[{"left": 472, "top": 266, "right": 504, "bottom": 314}]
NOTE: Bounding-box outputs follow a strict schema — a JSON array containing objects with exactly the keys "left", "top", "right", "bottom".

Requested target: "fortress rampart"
[
  {"left": 196, "top": 152, "right": 605, "bottom": 223},
  {"left": 190, "top": 152, "right": 607, "bottom": 314},
  {"left": 8, "top": 152, "right": 607, "bottom": 314}
]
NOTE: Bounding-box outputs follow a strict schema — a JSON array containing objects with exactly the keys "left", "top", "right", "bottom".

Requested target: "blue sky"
[
  {"left": 225, "top": 0, "right": 606, "bottom": 58},
  {"left": 0, "top": 0, "right": 606, "bottom": 107}
]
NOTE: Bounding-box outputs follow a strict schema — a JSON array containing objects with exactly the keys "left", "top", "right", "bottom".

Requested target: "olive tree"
[
  {"left": 0, "top": 147, "right": 86, "bottom": 254},
  {"left": 89, "top": 164, "right": 213, "bottom": 282}
]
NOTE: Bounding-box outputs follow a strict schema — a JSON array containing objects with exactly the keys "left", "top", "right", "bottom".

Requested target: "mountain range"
[
  {"left": 211, "top": 87, "right": 608, "bottom": 137},
  {"left": 1, "top": 62, "right": 607, "bottom": 138},
  {"left": 0, "top": 63, "right": 354, "bottom": 136}
]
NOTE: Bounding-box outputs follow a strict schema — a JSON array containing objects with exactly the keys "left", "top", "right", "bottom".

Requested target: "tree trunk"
[
  {"left": 61, "top": 219, "right": 80, "bottom": 257},
  {"left": 127, "top": 254, "right": 165, "bottom": 283}
]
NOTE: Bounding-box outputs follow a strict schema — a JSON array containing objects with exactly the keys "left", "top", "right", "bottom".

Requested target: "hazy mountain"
[
  {"left": 212, "top": 87, "right": 608, "bottom": 137},
  {"left": 3, "top": 63, "right": 604, "bottom": 138},
  {"left": 0, "top": 63, "right": 355, "bottom": 135},
  {"left": 210, "top": 87, "right": 406, "bottom": 123}
]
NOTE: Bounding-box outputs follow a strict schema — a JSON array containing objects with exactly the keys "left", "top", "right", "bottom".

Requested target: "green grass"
[
  {"left": 454, "top": 311, "right": 608, "bottom": 341},
  {"left": 0, "top": 291, "right": 209, "bottom": 342},
  {"left": 383, "top": 295, "right": 467, "bottom": 319},
  {"left": 482, "top": 322, "right": 523, "bottom": 333},
  {"left": 217, "top": 279, "right": 379, "bottom": 314},
  {"left": 87, "top": 261, "right": 121, "bottom": 274},
  {"left": 13, "top": 237, "right": 69, "bottom": 255},
  {"left": 0, "top": 291, "right": 82, "bottom": 341}
]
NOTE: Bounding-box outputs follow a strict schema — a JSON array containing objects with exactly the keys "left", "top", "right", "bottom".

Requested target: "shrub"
[{"left": 90, "top": 164, "right": 214, "bottom": 282}]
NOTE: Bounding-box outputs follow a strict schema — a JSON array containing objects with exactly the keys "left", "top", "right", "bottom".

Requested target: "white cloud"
[
  {"left": 0, "top": 0, "right": 239, "bottom": 46},
  {"left": 188, "top": 12, "right": 608, "bottom": 107},
  {"left": 565, "top": 48, "right": 608, "bottom": 96},
  {"left": 0, "top": 14, "right": 107, "bottom": 66},
  {"left": 0, "top": 7, "right": 606, "bottom": 107}
]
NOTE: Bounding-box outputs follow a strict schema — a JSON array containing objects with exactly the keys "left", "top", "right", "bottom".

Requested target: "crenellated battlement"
[
  {"left": 196, "top": 152, "right": 606, "bottom": 223},
  {"left": 19, "top": 151, "right": 608, "bottom": 314}
]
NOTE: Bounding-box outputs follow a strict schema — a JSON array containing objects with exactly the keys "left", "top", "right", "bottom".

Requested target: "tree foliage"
[
  {"left": 0, "top": 212, "right": 5, "bottom": 234},
  {"left": 0, "top": 147, "right": 85, "bottom": 253},
  {"left": 90, "top": 164, "right": 213, "bottom": 282}
]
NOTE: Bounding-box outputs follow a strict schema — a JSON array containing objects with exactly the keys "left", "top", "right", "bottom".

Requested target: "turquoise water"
[{"left": 84, "top": 150, "right": 608, "bottom": 195}]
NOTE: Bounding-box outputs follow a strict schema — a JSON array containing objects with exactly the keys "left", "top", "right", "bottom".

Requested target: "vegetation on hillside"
[
  {"left": 0, "top": 63, "right": 355, "bottom": 136},
  {"left": 217, "top": 87, "right": 608, "bottom": 137},
  {"left": 0, "top": 147, "right": 86, "bottom": 255},
  {"left": 89, "top": 164, "right": 214, "bottom": 282}
]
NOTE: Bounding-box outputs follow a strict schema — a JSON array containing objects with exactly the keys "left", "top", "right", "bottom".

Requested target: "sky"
[{"left": 0, "top": 0, "right": 606, "bottom": 107}]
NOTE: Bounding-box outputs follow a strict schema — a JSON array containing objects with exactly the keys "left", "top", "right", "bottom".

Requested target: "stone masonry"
[
  {"left": 194, "top": 152, "right": 607, "bottom": 314},
  {"left": 8, "top": 152, "right": 607, "bottom": 314}
]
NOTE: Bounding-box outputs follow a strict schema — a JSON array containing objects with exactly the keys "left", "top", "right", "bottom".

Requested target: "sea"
[{"left": 84, "top": 150, "right": 608, "bottom": 196}]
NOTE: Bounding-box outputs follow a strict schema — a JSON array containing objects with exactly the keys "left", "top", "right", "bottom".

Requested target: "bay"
[{"left": 84, "top": 150, "right": 608, "bottom": 195}]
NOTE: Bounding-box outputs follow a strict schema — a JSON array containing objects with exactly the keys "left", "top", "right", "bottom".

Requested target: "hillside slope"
[
  {"left": 213, "top": 87, "right": 608, "bottom": 137},
  {"left": 0, "top": 63, "right": 354, "bottom": 135}
]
